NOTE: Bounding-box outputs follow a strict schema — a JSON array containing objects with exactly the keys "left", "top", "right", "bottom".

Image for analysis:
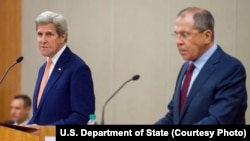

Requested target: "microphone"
[
  {"left": 100, "top": 74, "right": 140, "bottom": 125},
  {"left": 0, "top": 56, "right": 24, "bottom": 84}
]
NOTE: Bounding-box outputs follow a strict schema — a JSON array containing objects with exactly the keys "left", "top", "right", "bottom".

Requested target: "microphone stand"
[
  {"left": 100, "top": 75, "right": 140, "bottom": 125},
  {"left": 0, "top": 56, "right": 24, "bottom": 84}
]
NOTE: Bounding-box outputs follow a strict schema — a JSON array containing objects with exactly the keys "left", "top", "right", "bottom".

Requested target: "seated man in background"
[{"left": 4, "top": 94, "right": 32, "bottom": 126}]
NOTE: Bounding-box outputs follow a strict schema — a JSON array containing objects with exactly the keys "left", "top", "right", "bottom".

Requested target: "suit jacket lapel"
[
  {"left": 33, "top": 63, "right": 46, "bottom": 111},
  {"left": 180, "top": 46, "right": 223, "bottom": 120},
  {"left": 174, "top": 62, "right": 189, "bottom": 122},
  {"left": 37, "top": 47, "right": 72, "bottom": 109},
  {"left": 33, "top": 47, "right": 72, "bottom": 118},
  {"left": 37, "top": 66, "right": 63, "bottom": 109}
]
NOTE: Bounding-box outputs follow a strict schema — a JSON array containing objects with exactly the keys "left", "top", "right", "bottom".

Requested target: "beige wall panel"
[
  {"left": 65, "top": 0, "right": 114, "bottom": 124},
  {"left": 236, "top": 0, "right": 250, "bottom": 123},
  {"left": 111, "top": 0, "right": 172, "bottom": 124}
]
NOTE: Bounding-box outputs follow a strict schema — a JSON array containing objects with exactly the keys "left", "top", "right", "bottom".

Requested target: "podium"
[{"left": 0, "top": 123, "right": 55, "bottom": 141}]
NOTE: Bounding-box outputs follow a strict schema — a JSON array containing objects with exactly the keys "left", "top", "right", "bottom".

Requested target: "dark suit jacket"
[
  {"left": 155, "top": 45, "right": 247, "bottom": 124},
  {"left": 29, "top": 47, "right": 95, "bottom": 125}
]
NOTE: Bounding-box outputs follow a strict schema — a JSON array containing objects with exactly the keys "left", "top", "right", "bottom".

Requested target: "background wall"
[
  {"left": 0, "top": 0, "right": 21, "bottom": 122},
  {"left": 21, "top": 0, "right": 250, "bottom": 124}
]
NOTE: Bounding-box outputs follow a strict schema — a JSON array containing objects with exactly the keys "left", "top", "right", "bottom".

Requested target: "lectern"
[{"left": 0, "top": 123, "right": 55, "bottom": 141}]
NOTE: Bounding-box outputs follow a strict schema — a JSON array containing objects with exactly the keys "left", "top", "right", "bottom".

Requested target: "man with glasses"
[{"left": 155, "top": 7, "right": 247, "bottom": 124}]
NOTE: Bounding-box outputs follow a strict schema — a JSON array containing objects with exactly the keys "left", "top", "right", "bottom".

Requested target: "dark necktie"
[{"left": 180, "top": 63, "right": 195, "bottom": 114}]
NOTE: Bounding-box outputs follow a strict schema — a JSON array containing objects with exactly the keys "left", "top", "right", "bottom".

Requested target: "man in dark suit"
[
  {"left": 4, "top": 95, "right": 31, "bottom": 126},
  {"left": 27, "top": 11, "right": 95, "bottom": 127},
  {"left": 155, "top": 7, "right": 247, "bottom": 124}
]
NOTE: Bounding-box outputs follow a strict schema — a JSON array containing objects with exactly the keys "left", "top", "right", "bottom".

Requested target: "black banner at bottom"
[{"left": 56, "top": 125, "right": 250, "bottom": 140}]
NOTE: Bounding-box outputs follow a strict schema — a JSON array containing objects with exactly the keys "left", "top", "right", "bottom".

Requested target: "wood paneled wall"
[{"left": 0, "top": 0, "right": 21, "bottom": 122}]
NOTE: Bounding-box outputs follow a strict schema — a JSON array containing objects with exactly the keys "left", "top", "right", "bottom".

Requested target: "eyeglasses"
[{"left": 172, "top": 30, "right": 204, "bottom": 40}]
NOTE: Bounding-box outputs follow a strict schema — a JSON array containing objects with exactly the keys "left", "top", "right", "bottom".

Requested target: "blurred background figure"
[{"left": 4, "top": 94, "right": 31, "bottom": 126}]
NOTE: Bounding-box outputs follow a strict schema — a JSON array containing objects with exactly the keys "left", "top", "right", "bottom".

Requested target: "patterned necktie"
[
  {"left": 37, "top": 59, "right": 52, "bottom": 107},
  {"left": 180, "top": 63, "right": 195, "bottom": 114}
]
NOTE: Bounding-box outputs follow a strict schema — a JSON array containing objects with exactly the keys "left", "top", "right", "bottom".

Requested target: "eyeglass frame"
[{"left": 172, "top": 29, "right": 206, "bottom": 40}]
